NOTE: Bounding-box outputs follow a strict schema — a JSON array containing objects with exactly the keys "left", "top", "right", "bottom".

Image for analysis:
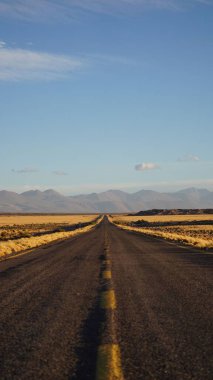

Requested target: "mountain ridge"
[{"left": 0, "top": 187, "right": 212, "bottom": 213}]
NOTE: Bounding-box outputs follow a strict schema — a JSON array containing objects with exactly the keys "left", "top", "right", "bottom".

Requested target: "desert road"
[{"left": 0, "top": 217, "right": 212, "bottom": 379}]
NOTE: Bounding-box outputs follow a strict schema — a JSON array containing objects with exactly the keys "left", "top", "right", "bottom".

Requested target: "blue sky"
[{"left": 0, "top": 0, "right": 212, "bottom": 195}]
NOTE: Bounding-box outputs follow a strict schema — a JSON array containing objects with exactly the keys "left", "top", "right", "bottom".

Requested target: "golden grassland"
[
  {"left": 112, "top": 214, "right": 213, "bottom": 223},
  {"left": 109, "top": 215, "right": 213, "bottom": 249},
  {"left": 0, "top": 215, "right": 102, "bottom": 258},
  {"left": 0, "top": 214, "right": 97, "bottom": 241},
  {"left": 0, "top": 214, "right": 97, "bottom": 226}
]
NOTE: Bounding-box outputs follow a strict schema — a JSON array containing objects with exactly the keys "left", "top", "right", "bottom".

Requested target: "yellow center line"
[
  {"left": 100, "top": 290, "right": 116, "bottom": 309},
  {"left": 96, "top": 344, "right": 124, "bottom": 380},
  {"left": 102, "top": 270, "right": 112, "bottom": 279},
  {"left": 103, "top": 260, "right": 111, "bottom": 265}
]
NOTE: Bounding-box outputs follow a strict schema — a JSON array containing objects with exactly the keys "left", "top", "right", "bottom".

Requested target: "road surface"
[{"left": 0, "top": 218, "right": 212, "bottom": 379}]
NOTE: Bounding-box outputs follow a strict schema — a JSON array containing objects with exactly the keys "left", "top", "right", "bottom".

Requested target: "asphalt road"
[{"left": 0, "top": 218, "right": 212, "bottom": 379}]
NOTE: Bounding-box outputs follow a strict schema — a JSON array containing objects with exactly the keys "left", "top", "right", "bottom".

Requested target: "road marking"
[
  {"left": 103, "top": 260, "right": 111, "bottom": 265},
  {"left": 102, "top": 270, "right": 112, "bottom": 279},
  {"left": 100, "top": 290, "right": 116, "bottom": 309},
  {"left": 96, "top": 344, "right": 124, "bottom": 380}
]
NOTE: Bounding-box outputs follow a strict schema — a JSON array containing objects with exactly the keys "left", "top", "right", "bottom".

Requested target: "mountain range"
[{"left": 0, "top": 187, "right": 212, "bottom": 213}]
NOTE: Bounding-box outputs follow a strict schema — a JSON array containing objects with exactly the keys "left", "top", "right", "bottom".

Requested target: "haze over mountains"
[{"left": 0, "top": 188, "right": 212, "bottom": 213}]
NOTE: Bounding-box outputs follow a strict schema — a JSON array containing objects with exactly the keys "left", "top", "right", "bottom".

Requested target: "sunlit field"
[
  {"left": 0, "top": 214, "right": 97, "bottom": 226},
  {"left": 0, "top": 214, "right": 97, "bottom": 241},
  {"left": 110, "top": 215, "right": 213, "bottom": 249},
  {"left": 111, "top": 214, "right": 213, "bottom": 223},
  {"left": 0, "top": 214, "right": 101, "bottom": 258}
]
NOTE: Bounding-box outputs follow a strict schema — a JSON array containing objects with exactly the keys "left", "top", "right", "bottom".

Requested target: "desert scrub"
[
  {"left": 0, "top": 215, "right": 103, "bottom": 258},
  {"left": 111, "top": 214, "right": 213, "bottom": 224},
  {"left": 109, "top": 215, "right": 213, "bottom": 249},
  {"left": 0, "top": 214, "right": 97, "bottom": 226},
  {"left": 0, "top": 215, "right": 98, "bottom": 242},
  {"left": 114, "top": 224, "right": 213, "bottom": 249}
]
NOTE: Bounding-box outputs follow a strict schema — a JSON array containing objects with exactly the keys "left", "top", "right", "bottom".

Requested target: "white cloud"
[
  {"left": 0, "top": 46, "right": 84, "bottom": 81},
  {"left": 0, "top": 0, "right": 211, "bottom": 21},
  {"left": 52, "top": 170, "right": 68, "bottom": 176},
  {"left": 0, "top": 40, "right": 6, "bottom": 48},
  {"left": 12, "top": 167, "right": 39, "bottom": 174},
  {"left": 135, "top": 162, "right": 160, "bottom": 171},
  {"left": 178, "top": 154, "right": 200, "bottom": 162},
  {"left": 0, "top": 45, "right": 136, "bottom": 81}
]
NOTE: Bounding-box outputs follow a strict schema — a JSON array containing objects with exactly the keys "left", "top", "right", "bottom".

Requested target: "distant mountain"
[
  {"left": 135, "top": 208, "right": 213, "bottom": 216},
  {"left": 0, "top": 187, "right": 212, "bottom": 213}
]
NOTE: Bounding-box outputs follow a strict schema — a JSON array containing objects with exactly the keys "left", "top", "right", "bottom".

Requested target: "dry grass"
[
  {"left": 112, "top": 214, "right": 213, "bottom": 223},
  {"left": 0, "top": 214, "right": 96, "bottom": 226},
  {"left": 0, "top": 215, "right": 103, "bottom": 258},
  {"left": 0, "top": 214, "right": 97, "bottom": 241},
  {"left": 109, "top": 215, "right": 213, "bottom": 249}
]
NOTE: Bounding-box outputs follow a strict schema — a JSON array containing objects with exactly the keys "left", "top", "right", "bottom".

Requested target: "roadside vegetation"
[
  {"left": 0, "top": 214, "right": 102, "bottom": 258},
  {"left": 109, "top": 214, "right": 213, "bottom": 249},
  {"left": 0, "top": 214, "right": 97, "bottom": 227}
]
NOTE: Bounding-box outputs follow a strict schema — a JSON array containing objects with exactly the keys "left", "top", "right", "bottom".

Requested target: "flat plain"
[
  {"left": 0, "top": 214, "right": 99, "bottom": 257},
  {"left": 110, "top": 214, "right": 213, "bottom": 249},
  {"left": 0, "top": 214, "right": 97, "bottom": 226}
]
